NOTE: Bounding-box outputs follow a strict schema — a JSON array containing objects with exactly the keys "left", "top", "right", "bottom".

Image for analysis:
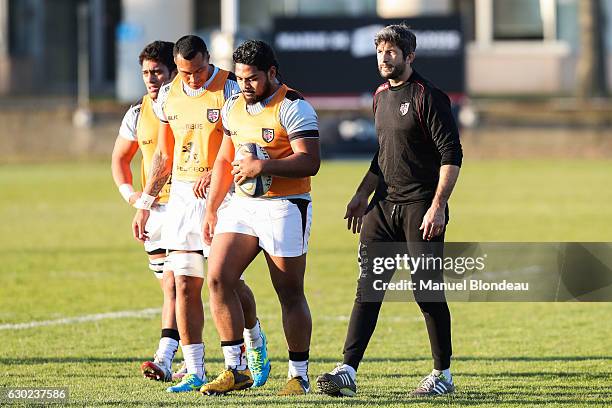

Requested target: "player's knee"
[
  {"left": 164, "top": 251, "right": 205, "bottom": 279},
  {"left": 173, "top": 274, "right": 202, "bottom": 301},
  {"left": 417, "top": 300, "right": 450, "bottom": 316},
  {"left": 235, "top": 280, "right": 253, "bottom": 297},
  {"left": 207, "top": 272, "right": 233, "bottom": 295},
  {"left": 174, "top": 276, "right": 189, "bottom": 298},
  {"left": 162, "top": 274, "right": 177, "bottom": 300},
  {"left": 207, "top": 274, "right": 222, "bottom": 294},
  {"left": 236, "top": 282, "right": 255, "bottom": 305},
  {"left": 354, "top": 285, "right": 366, "bottom": 304},
  {"left": 275, "top": 284, "right": 305, "bottom": 306}
]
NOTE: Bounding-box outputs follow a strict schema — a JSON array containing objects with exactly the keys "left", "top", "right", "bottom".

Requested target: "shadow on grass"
[
  {"left": 1, "top": 355, "right": 610, "bottom": 366},
  {"left": 362, "top": 371, "right": 608, "bottom": 381}
]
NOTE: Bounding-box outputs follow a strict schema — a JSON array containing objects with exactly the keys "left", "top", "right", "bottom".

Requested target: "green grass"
[{"left": 0, "top": 159, "right": 611, "bottom": 407}]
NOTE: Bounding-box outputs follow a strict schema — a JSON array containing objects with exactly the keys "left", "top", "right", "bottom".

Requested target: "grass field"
[{"left": 1, "top": 159, "right": 611, "bottom": 407}]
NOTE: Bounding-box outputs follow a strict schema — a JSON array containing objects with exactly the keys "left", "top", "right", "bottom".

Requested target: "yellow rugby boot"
[
  {"left": 277, "top": 376, "right": 311, "bottom": 396},
  {"left": 200, "top": 368, "right": 253, "bottom": 395}
]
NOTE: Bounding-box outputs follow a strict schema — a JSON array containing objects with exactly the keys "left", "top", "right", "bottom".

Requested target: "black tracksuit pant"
[{"left": 342, "top": 198, "right": 452, "bottom": 371}]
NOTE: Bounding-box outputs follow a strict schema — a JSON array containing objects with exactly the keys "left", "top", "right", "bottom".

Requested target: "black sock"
[{"left": 161, "top": 328, "right": 180, "bottom": 341}]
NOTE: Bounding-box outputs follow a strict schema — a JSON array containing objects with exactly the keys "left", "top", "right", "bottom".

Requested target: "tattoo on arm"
[{"left": 146, "top": 151, "right": 171, "bottom": 197}]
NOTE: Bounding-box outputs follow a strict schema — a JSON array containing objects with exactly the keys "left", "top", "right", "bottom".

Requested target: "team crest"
[
  {"left": 399, "top": 102, "right": 410, "bottom": 116},
  {"left": 207, "top": 109, "right": 220, "bottom": 123},
  {"left": 262, "top": 128, "right": 275, "bottom": 143}
]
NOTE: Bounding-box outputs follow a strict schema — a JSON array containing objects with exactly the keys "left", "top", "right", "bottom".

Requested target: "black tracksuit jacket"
[{"left": 369, "top": 70, "right": 463, "bottom": 204}]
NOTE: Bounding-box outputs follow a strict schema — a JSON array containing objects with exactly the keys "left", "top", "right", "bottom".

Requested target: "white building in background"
[
  {"left": 255, "top": 0, "right": 611, "bottom": 96},
  {"left": 465, "top": 0, "right": 608, "bottom": 95},
  {"left": 115, "top": 0, "right": 193, "bottom": 101},
  {"left": 0, "top": 0, "right": 610, "bottom": 97},
  {"left": 176, "top": 0, "right": 612, "bottom": 96}
]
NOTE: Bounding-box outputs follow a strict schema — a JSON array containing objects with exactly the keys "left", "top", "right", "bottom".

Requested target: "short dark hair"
[
  {"left": 233, "top": 40, "right": 279, "bottom": 72},
  {"left": 173, "top": 35, "right": 208, "bottom": 60},
  {"left": 374, "top": 24, "right": 417, "bottom": 59},
  {"left": 139, "top": 41, "right": 176, "bottom": 72}
]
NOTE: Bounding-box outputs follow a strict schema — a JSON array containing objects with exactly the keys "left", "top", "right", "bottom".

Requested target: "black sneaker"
[
  {"left": 316, "top": 364, "right": 357, "bottom": 397},
  {"left": 411, "top": 372, "right": 455, "bottom": 397}
]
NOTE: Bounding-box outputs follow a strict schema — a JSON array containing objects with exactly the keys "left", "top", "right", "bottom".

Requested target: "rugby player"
[
  {"left": 110, "top": 40, "right": 187, "bottom": 382},
  {"left": 132, "top": 35, "right": 270, "bottom": 393},
  {"left": 202, "top": 40, "right": 320, "bottom": 396}
]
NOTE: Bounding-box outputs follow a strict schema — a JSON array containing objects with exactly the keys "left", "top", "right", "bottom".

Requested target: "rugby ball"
[{"left": 234, "top": 143, "right": 273, "bottom": 197}]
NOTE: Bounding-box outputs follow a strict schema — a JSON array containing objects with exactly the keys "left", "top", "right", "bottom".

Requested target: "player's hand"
[
  {"left": 132, "top": 209, "right": 150, "bottom": 242},
  {"left": 193, "top": 170, "right": 211, "bottom": 199},
  {"left": 129, "top": 191, "right": 142, "bottom": 206},
  {"left": 344, "top": 192, "right": 369, "bottom": 234},
  {"left": 419, "top": 204, "right": 446, "bottom": 241},
  {"left": 231, "top": 155, "right": 263, "bottom": 185},
  {"left": 202, "top": 210, "right": 218, "bottom": 245}
]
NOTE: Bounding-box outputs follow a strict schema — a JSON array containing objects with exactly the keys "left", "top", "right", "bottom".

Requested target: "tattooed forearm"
[{"left": 145, "top": 150, "right": 171, "bottom": 197}]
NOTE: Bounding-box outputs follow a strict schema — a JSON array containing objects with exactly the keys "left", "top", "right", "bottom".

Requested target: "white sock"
[
  {"left": 243, "top": 320, "right": 263, "bottom": 349},
  {"left": 288, "top": 360, "right": 309, "bottom": 380},
  {"left": 432, "top": 368, "right": 452, "bottom": 384},
  {"left": 222, "top": 342, "right": 247, "bottom": 370},
  {"left": 182, "top": 343, "right": 206, "bottom": 381},
  {"left": 340, "top": 363, "right": 357, "bottom": 381},
  {"left": 156, "top": 337, "right": 178, "bottom": 369}
]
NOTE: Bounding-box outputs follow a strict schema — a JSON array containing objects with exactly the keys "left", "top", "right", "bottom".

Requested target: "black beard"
[
  {"left": 245, "top": 80, "right": 272, "bottom": 104},
  {"left": 379, "top": 63, "right": 405, "bottom": 80}
]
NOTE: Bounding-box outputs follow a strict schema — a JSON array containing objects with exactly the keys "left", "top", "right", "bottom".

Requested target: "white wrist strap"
[
  {"left": 118, "top": 184, "right": 135, "bottom": 203},
  {"left": 134, "top": 193, "right": 156, "bottom": 210}
]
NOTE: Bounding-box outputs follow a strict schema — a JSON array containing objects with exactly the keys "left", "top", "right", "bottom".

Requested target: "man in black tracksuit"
[{"left": 317, "top": 24, "right": 462, "bottom": 397}]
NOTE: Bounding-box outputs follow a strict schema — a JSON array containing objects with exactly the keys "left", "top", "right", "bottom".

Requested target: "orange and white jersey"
[
  {"left": 153, "top": 66, "right": 241, "bottom": 183},
  {"left": 118, "top": 94, "right": 171, "bottom": 204},
  {"left": 221, "top": 83, "right": 319, "bottom": 198}
]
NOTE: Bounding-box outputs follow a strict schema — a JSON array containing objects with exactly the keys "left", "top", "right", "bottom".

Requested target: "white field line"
[
  {"left": 0, "top": 308, "right": 422, "bottom": 331},
  {"left": 0, "top": 308, "right": 162, "bottom": 330}
]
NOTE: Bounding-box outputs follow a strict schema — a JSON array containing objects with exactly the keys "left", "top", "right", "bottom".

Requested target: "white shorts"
[
  {"left": 215, "top": 196, "right": 312, "bottom": 257},
  {"left": 144, "top": 204, "right": 166, "bottom": 254},
  {"left": 162, "top": 180, "right": 230, "bottom": 256}
]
